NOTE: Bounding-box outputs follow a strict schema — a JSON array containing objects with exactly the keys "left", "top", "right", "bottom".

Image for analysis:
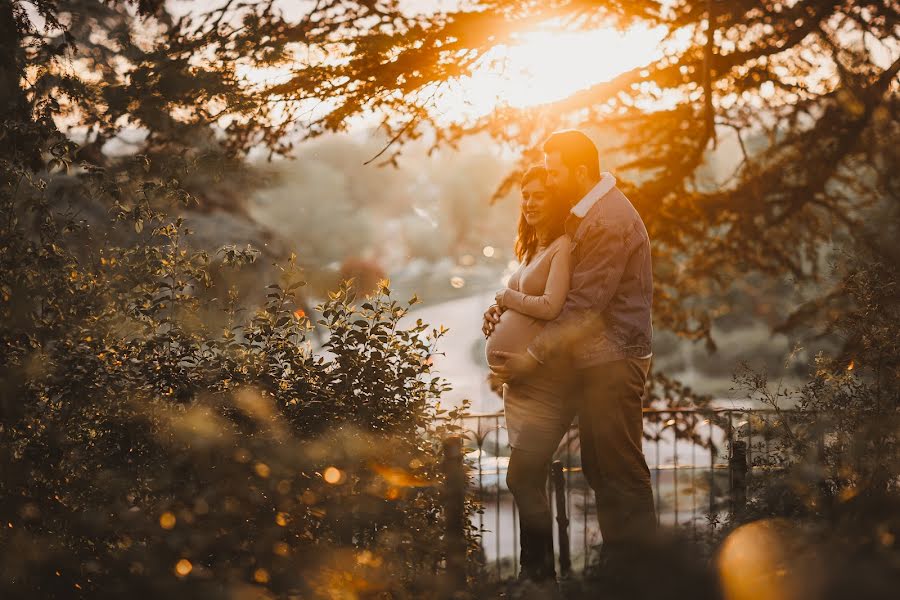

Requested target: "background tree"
[
  {"left": 173, "top": 0, "right": 897, "bottom": 346},
  {"left": 12, "top": 0, "right": 896, "bottom": 344}
]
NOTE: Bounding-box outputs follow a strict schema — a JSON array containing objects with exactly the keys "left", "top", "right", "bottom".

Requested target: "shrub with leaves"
[
  {"left": 713, "top": 250, "right": 900, "bottom": 599},
  {"left": 0, "top": 160, "right": 476, "bottom": 598},
  {"left": 732, "top": 249, "right": 898, "bottom": 512}
]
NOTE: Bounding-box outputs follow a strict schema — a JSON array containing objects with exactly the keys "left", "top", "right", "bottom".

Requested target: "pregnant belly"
[{"left": 485, "top": 310, "right": 546, "bottom": 368}]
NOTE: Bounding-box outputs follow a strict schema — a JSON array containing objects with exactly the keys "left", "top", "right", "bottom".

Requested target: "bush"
[
  {"left": 733, "top": 251, "right": 899, "bottom": 515},
  {"left": 0, "top": 165, "right": 475, "bottom": 598},
  {"left": 716, "top": 251, "right": 900, "bottom": 599}
]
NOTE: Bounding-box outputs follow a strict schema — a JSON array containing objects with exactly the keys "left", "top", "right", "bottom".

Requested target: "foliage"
[
  {"left": 733, "top": 245, "right": 899, "bottom": 510},
  {"left": 713, "top": 248, "right": 900, "bottom": 597},
  {"left": 101, "top": 0, "right": 895, "bottom": 348},
  {"left": 0, "top": 151, "right": 478, "bottom": 596},
  {"left": 5, "top": 1, "right": 897, "bottom": 347}
]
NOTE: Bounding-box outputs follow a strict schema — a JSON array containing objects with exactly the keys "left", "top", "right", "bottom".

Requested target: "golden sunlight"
[
  {"left": 234, "top": 22, "right": 669, "bottom": 129},
  {"left": 433, "top": 23, "right": 668, "bottom": 121}
]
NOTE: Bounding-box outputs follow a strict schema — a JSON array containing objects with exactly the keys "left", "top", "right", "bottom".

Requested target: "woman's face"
[{"left": 521, "top": 178, "right": 550, "bottom": 228}]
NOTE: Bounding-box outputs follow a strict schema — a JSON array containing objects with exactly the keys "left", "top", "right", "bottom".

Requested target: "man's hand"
[
  {"left": 490, "top": 350, "right": 539, "bottom": 384},
  {"left": 482, "top": 304, "right": 503, "bottom": 338}
]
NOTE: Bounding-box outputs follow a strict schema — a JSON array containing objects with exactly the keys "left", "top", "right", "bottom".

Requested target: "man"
[{"left": 487, "top": 129, "right": 656, "bottom": 569}]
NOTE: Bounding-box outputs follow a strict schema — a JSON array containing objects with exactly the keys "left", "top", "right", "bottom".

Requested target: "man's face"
[{"left": 544, "top": 151, "right": 580, "bottom": 205}]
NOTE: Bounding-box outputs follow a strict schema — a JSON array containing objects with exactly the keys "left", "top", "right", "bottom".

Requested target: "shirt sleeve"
[
  {"left": 500, "top": 240, "right": 571, "bottom": 321},
  {"left": 527, "top": 221, "right": 634, "bottom": 363}
]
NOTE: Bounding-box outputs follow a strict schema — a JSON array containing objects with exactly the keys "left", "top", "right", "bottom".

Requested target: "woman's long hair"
[{"left": 514, "top": 165, "right": 569, "bottom": 264}]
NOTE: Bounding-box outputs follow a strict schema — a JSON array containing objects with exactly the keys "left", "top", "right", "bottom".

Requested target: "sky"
[
  {"left": 430, "top": 22, "right": 670, "bottom": 122},
  {"left": 169, "top": 0, "right": 671, "bottom": 129}
]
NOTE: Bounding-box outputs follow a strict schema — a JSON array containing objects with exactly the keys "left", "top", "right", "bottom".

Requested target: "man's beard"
[{"left": 551, "top": 178, "right": 581, "bottom": 207}]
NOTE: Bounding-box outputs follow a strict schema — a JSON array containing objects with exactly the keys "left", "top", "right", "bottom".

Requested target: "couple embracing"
[{"left": 483, "top": 130, "right": 656, "bottom": 586}]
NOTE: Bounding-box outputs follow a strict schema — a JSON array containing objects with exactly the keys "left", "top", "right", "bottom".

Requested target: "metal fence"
[{"left": 448, "top": 407, "right": 799, "bottom": 578}]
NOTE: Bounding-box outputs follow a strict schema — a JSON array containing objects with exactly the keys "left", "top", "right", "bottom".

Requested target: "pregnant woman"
[{"left": 484, "top": 165, "right": 575, "bottom": 584}]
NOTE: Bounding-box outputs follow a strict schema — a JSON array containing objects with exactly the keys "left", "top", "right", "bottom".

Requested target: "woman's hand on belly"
[
  {"left": 482, "top": 303, "right": 505, "bottom": 338},
  {"left": 494, "top": 289, "right": 507, "bottom": 308},
  {"left": 484, "top": 309, "right": 545, "bottom": 369}
]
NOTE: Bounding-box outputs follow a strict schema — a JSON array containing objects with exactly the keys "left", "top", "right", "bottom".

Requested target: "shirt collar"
[{"left": 570, "top": 172, "right": 617, "bottom": 219}]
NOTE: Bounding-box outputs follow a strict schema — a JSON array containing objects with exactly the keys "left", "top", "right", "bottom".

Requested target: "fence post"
[
  {"left": 729, "top": 439, "right": 748, "bottom": 515},
  {"left": 550, "top": 460, "right": 571, "bottom": 578},
  {"left": 441, "top": 435, "right": 467, "bottom": 593}
]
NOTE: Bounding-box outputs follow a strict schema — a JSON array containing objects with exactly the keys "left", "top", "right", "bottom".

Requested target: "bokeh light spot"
[
  {"left": 323, "top": 467, "right": 343, "bottom": 484},
  {"left": 253, "top": 568, "right": 270, "bottom": 584},
  {"left": 356, "top": 550, "right": 383, "bottom": 567},
  {"left": 159, "top": 512, "right": 176, "bottom": 530},
  {"left": 717, "top": 518, "right": 818, "bottom": 600},
  {"left": 273, "top": 542, "right": 291, "bottom": 556},
  {"left": 175, "top": 559, "right": 192, "bottom": 577}
]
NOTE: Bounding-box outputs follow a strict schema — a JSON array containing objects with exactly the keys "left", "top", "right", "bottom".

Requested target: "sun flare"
[
  {"left": 233, "top": 22, "right": 671, "bottom": 131},
  {"left": 434, "top": 24, "right": 667, "bottom": 122}
]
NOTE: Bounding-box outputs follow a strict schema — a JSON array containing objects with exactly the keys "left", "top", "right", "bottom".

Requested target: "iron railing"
[{"left": 445, "top": 407, "right": 803, "bottom": 579}]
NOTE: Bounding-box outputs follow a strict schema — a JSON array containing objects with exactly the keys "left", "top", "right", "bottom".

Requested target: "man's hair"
[{"left": 542, "top": 130, "right": 600, "bottom": 179}]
